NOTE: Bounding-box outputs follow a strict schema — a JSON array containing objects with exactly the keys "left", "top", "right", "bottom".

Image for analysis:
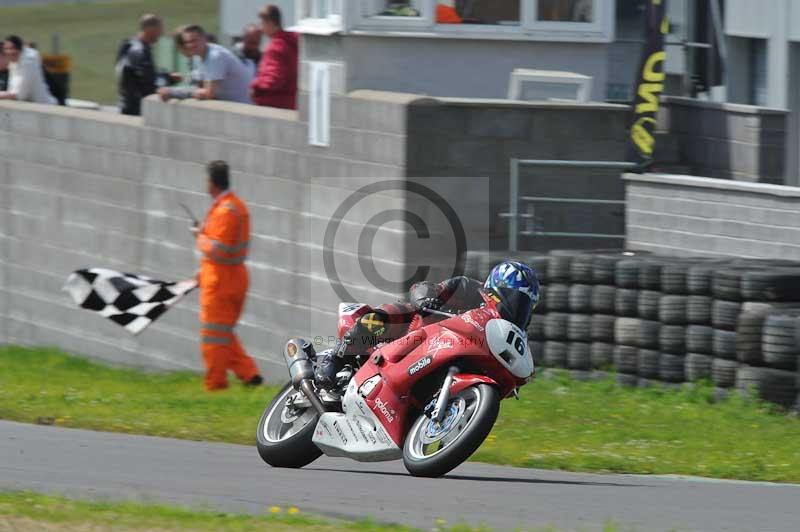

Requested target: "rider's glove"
[
  {"left": 414, "top": 296, "right": 443, "bottom": 312},
  {"left": 410, "top": 282, "right": 443, "bottom": 312}
]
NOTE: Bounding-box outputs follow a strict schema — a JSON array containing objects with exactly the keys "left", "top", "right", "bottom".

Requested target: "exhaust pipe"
[{"left": 284, "top": 338, "right": 329, "bottom": 415}]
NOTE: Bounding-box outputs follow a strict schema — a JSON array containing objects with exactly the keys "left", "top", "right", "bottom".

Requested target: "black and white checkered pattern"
[{"left": 65, "top": 268, "right": 197, "bottom": 335}]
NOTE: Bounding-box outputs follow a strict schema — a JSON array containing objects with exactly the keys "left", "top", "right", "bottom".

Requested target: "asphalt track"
[{"left": 0, "top": 421, "right": 797, "bottom": 531}]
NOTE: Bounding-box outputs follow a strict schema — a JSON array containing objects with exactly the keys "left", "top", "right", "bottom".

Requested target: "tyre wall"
[{"left": 465, "top": 250, "right": 800, "bottom": 410}]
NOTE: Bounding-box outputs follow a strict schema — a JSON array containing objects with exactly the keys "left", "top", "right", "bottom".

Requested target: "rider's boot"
[{"left": 314, "top": 346, "right": 345, "bottom": 390}]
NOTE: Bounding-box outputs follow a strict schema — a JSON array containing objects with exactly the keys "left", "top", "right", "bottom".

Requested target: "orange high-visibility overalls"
[{"left": 196, "top": 190, "right": 260, "bottom": 390}]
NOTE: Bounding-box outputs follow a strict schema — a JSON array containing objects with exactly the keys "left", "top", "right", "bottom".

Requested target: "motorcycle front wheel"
[
  {"left": 403, "top": 384, "right": 499, "bottom": 478},
  {"left": 256, "top": 383, "right": 322, "bottom": 468}
]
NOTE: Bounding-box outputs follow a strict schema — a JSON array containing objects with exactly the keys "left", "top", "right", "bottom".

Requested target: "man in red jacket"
[{"left": 250, "top": 5, "right": 298, "bottom": 110}]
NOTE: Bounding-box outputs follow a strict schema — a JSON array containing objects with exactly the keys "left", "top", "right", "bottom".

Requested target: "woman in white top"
[{"left": 0, "top": 35, "right": 57, "bottom": 104}]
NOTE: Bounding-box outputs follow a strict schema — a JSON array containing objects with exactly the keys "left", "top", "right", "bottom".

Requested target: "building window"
[
  {"left": 295, "top": 0, "right": 344, "bottom": 31},
  {"left": 537, "top": 0, "right": 593, "bottom": 22},
  {"left": 362, "top": 0, "right": 424, "bottom": 18},
  {"left": 345, "top": 0, "right": 612, "bottom": 41},
  {"left": 446, "top": 1, "right": 522, "bottom": 26},
  {"left": 354, "top": 0, "right": 434, "bottom": 28},
  {"left": 748, "top": 38, "right": 767, "bottom": 107}
]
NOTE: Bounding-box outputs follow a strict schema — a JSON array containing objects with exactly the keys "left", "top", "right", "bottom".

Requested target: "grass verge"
[
  {"left": 2, "top": 346, "right": 800, "bottom": 482},
  {"left": 0, "top": 491, "right": 635, "bottom": 532},
  {"left": 0, "top": 491, "right": 416, "bottom": 532},
  {"left": 0, "top": 0, "right": 219, "bottom": 104}
]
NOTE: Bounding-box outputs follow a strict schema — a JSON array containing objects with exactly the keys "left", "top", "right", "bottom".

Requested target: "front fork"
[{"left": 429, "top": 366, "right": 459, "bottom": 422}]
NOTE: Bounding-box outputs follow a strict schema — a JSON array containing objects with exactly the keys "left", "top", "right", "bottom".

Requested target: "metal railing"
[{"left": 502, "top": 159, "right": 639, "bottom": 251}]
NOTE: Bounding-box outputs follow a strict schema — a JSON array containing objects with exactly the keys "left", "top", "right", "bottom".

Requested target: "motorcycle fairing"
[
  {"left": 337, "top": 302, "right": 370, "bottom": 339},
  {"left": 348, "top": 305, "right": 520, "bottom": 447},
  {"left": 311, "top": 379, "right": 402, "bottom": 462}
]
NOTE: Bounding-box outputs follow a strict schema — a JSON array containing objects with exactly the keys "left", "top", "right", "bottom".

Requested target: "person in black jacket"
[
  {"left": 0, "top": 46, "right": 9, "bottom": 92},
  {"left": 116, "top": 14, "right": 170, "bottom": 115}
]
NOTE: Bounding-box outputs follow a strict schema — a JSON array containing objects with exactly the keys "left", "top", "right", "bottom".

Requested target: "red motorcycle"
[{"left": 256, "top": 290, "right": 535, "bottom": 477}]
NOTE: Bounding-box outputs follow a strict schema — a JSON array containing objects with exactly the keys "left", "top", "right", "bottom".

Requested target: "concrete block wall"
[
  {"left": 656, "top": 96, "right": 788, "bottom": 184},
  {"left": 626, "top": 173, "right": 800, "bottom": 258},
  {"left": 406, "top": 98, "right": 631, "bottom": 251},
  {"left": 1, "top": 91, "right": 642, "bottom": 376},
  {"left": 0, "top": 92, "right": 415, "bottom": 379}
]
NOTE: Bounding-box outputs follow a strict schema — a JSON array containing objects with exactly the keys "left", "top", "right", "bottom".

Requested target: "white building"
[
  {"left": 220, "top": 1, "right": 797, "bottom": 180},
  {"left": 221, "top": 1, "right": 663, "bottom": 102}
]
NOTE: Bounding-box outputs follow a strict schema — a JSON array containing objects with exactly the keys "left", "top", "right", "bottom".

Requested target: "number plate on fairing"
[
  {"left": 486, "top": 319, "right": 534, "bottom": 379},
  {"left": 311, "top": 381, "right": 402, "bottom": 462}
]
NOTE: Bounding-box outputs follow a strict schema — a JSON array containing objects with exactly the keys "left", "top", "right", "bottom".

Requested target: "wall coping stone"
[
  {"left": 0, "top": 100, "right": 142, "bottom": 125},
  {"left": 662, "top": 95, "right": 788, "bottom": 115},
  {"left": 431, "top": 97, "right": 629, "bottom": 110},
  {"left": 347, "top": 89, "right": 434, "bottom": 105},
  {"left": 143, "top": 95, "right": 299, "bottom": 122},
  {"left": 624, "top": 172, "right": 800, "bottom": 198}
]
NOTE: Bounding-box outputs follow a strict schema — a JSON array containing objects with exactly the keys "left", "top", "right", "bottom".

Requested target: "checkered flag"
[{"left": 65, "top": 268, "right": 197, "bottom": 335}]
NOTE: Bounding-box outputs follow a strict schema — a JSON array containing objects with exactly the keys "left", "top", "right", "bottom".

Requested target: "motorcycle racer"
[{"left": 315, "top": 261, "right": 540, "bottom": 388}]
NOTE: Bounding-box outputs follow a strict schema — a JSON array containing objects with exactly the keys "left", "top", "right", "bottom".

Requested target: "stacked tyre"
[{"left": 462, "top": 250, "right": 800, "bottom": 410}]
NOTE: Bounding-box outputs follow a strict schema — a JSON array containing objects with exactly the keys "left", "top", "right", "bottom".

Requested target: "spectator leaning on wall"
[
  {"left": 0, "top": 35, "right": 57, "bottom": 104},
  {"left": 250, "top": 5, "right": 298, "bottom": 110},
  {"left": 158, "top": 25, "right": 253, "bottom": 104},
  {"left": 233, "top": 24, "right": 262, "bottom": 76},
  {"left": 0, "top": 46, "right": 9, "bottom": 92},
  {"left": 116, "top": 14, "right": 177, "bottom": 116}
]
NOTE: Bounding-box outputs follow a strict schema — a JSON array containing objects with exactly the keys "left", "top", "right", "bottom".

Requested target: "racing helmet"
[{"left": 484, "top": 261, "right": 540, "bottom": 329}]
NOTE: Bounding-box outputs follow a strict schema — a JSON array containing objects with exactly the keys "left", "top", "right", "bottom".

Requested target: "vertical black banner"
[{"left": 629, "top": 0, "right": 669, "bottom": 168}]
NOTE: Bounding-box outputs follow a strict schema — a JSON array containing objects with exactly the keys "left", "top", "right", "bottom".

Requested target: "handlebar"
[{"left": 420, "top": 306, "right": 459, "bottom": 318}]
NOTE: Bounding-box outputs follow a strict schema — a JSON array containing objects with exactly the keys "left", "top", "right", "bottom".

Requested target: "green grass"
[
  {"left": 0, "top": 491, "right": 419, "bottom": 531},
  {"left": 2, "top": 346, "right": 800, "bottom": 482},
  {"left": 0, "top": 346, "right": 277, "bottom": 443},
  {"left": 0, "top": 491, "right": 633, "bottom": 532},
  {"left": 0, "top": 0, "right": 219, "bottom": 104}
]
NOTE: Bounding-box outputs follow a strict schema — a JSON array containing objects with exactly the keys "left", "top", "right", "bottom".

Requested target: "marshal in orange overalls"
[{"left": 196, "top": 191, "right": 260, "bottom": 390}]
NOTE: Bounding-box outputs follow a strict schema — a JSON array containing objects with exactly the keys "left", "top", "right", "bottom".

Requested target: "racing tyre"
[
  {"left": 546, "top": 285, "right": 570, "bottom": 312},
  {"left": 637, "top": 349, "right": 660, "bottom": 378},
  {"left": 256, "top": 383, "right": 323, "bottom": 468},
  {"left": 686, "top": 325, "right": 713, "bottom": 355},
  {"left": 569, "top": 285, "right": 593, "bottom": 313},
  {"left": 404, "top": 384, "right": 500, "bottom": 478},
  {"left": 711, "top": 359, "right": 738, "bottom": 388},
  {"left": 637, "top": 320, "right": 661, "bottom": 349},
  {"left": 712, "top": 300, "right": 742, "bottom": 331},
  {"left": 543, "top": 341, "right": 568, "bottom": 368},
  {"left": 687, "top": 296, "right": 713, "bottom": 325},
  {"left": 591, "top": 314, "right": 616, "bottom": 342},
  {"left": 591, "top": 342, "right": 614, "bottom": 368},
  {"left": 615, "top": 289, "right": 639, "bottom": 317},
  {"left": 685, "top": 353, "right": 713, "bottom": 381},
  {"left": 615, "top": 259, "right": 643, "bottom": 288},
  {"left": 637, "top": 291, "right": 661, "bottom": 320},
  {"left": 639, "top": 261, "right": 664, "bottom": 291},
  {"left": 659, "top": 325, "right": 686, "bottom": 354},
  {"left": 660, "top": 295, "right": 688, "bottom": 325},
  {"left": 591, "top": 285, "right": 616, "bottom": 314},
  {"left": 567, "top": 342, "right": 592, "bottom": 370}
]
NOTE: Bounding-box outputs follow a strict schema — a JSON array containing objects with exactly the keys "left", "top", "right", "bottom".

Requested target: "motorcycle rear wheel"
[
  {"left": 256, "top": 382, "right": 322, "bottom": 468},
  {"left": 403, "top": 384, "right": 499, "bottom": 478}
]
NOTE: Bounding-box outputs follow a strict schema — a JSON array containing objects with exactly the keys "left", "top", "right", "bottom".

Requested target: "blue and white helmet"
[
  {"left": 484, "top": 261, "right": 540, "bottom": 306},
  {"left": 484, "top": 261, "right": 540, "bottom": 328}
]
